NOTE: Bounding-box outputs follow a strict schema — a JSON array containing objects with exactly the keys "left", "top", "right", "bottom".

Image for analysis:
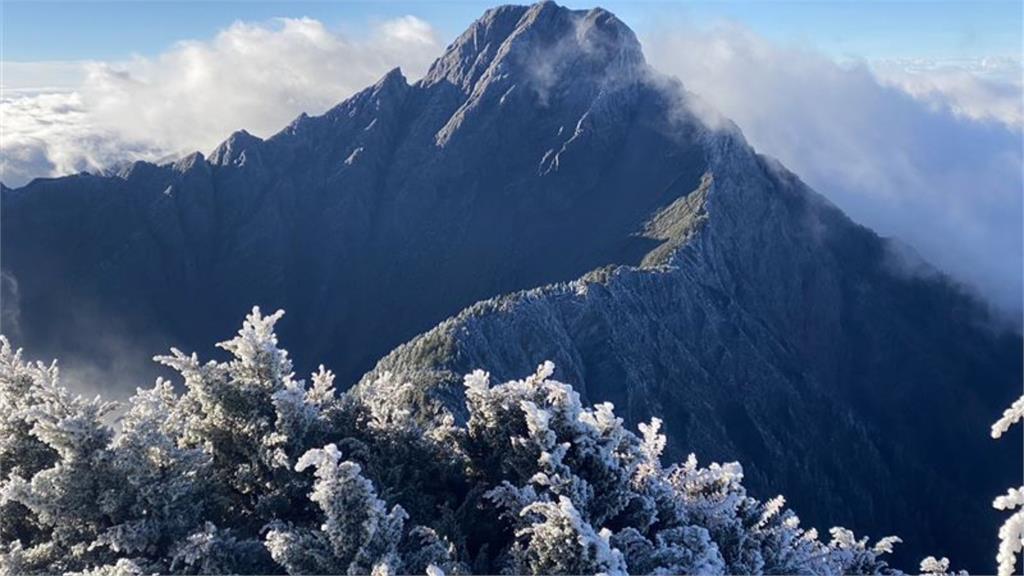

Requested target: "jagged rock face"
[
  {"left": 357, "top": 128, "right": 1022, "bottom": 570},
  {"left": 2, "top": 1, "right": 1020, "bottom": 571},
  {"left": 3, "top": 2, "right": 701, "bottom": 385}
]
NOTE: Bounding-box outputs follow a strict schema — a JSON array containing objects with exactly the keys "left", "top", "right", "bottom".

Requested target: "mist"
[
  {"left": 643, "top": 22, "right": 1023, "bottom": 321},
  {"left": 3, "top": 14, "right": 1020, "bottom": 321}
]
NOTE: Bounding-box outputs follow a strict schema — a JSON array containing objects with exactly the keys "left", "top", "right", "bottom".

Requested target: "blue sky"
[{"left": 3, "top": 0, "right": 1021, "bottom": 63}]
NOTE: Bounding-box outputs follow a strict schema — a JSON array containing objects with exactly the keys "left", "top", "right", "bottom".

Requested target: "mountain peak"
[
  {"left": 209, "top": 129, "right": 263, "bottom": 167},
  {"left": 422, "top": 1, "right": 644, "bottom": 94}
]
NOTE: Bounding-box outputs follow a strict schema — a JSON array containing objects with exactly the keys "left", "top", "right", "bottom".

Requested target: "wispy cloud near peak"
[
  {"left": 2, "top": 14, "right": 1020, "bottom": 321},
  {"left": 644, "top": 21, "right": 1022, "bottom": 319}
]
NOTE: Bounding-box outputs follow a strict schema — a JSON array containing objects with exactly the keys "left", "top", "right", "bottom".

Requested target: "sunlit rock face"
[
  {"left": 2, "top": 2, "right": 697, "bottom": 388},
  {"left": 2, "top": 2, "right": 1019, "bottom": 570}
]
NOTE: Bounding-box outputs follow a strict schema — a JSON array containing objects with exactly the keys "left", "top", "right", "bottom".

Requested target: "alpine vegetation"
[
  {"left": 4, "top": 2, "right": 1020, "bottom": 569},
  {"left": 0, "top": 307, "right": 909, "bottom": 575},
  {"left": 991, "top": 396, "right": 1024, "bottom": 576}
]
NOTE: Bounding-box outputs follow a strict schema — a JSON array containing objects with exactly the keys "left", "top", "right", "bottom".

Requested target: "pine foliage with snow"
[
  {"left": 1, "top": 308, "right": 918, "bottom": 574},
  {"left": 992, "top": 395, "right": 1024, "bottom": 576}
]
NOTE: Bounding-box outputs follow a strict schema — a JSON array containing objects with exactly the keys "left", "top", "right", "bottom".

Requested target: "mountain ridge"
[
  {"left": 353, "top": 122, "right": 1021, "bottom": 569},
  {"left": 1, "top": 2, "right": 1020, "bottom": 571},
  {"left": 1, "top": 0, "right": 707, "bottom": 386}
]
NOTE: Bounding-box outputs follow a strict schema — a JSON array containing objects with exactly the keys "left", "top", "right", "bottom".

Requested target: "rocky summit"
[{"left": 1, "top": 1, "right": 1020, "bottom": 570}]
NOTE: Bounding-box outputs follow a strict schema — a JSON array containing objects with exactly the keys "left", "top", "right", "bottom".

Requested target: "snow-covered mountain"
[{"left": 1, "top": 2, "right": 1019, "bottom": 570}]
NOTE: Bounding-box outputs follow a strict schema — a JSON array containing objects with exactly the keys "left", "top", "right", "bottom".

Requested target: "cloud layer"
[
  {"left": 2, "top": 16, "right": 442, "bottom": 186},
  {"left": 1, "top": 91, "right": 166, "bottom": 186},
  {"left": 871, "top": 56, "right": 1023, "bottom": 128},
  {"left": 2, "top": 15, "right": 1021, "bottom": 319},
  {"left": 644, "top": 23, "right": 1022, "bottom": 319}
]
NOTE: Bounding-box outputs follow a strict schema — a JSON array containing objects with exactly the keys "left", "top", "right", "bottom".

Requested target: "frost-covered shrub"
[
  {"left": 0, "top": 338, "right": 119, "bottom": 572},
  {"left": 1, "top": 308, "right": 913, "bottom": 574},
  {"left": 992, "top": 396, "right": 1024, "bottom": 576}
]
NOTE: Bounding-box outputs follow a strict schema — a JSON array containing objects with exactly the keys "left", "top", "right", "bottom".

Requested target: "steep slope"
[
  {"left": 3, "top": 2, "right": 707, "bottom": 388},
  {"left": 355, "top": 111, "right": 1022, "bottom": 570},
  {"left": 1, "top": 1, "right": 1020, "bottom": 571}
]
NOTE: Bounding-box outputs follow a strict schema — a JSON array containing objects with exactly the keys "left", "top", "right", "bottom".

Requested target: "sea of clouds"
[
  {"left": 2, "top": 15, "right": 1021, "bottom": 319},
  {"left": 1, "top": 16, "right": 442, "bottom": 186}
]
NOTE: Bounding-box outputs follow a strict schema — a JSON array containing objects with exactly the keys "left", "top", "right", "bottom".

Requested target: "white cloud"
[
  {"left": 2, "top": 15, "right": 1020, "bottom": 320},
  {"left": 643, "top": 22, "right": 1023, "bottom": 319},
  {"left": 1, "top": 91, "right": 166, "bottom": 186},
  {"left": 1, "top": 16, "right": 442, "bottom": 187},
  {"left": 871, "top": 56, "right": 1023, "bottom": 128}
]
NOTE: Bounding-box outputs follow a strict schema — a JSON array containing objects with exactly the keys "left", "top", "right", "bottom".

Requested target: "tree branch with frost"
[
  {"left": 994, "top": 485, "right": 1024, "bottom": 576},
  {"left": 1, "top": 313, "right": 911, "bottom": 575},
  {"left": 992, "top": 396, "right": 1024, "bottom": 440},
  {"left": 992, "top": 395, "right": 1024, "bottom": 576}
]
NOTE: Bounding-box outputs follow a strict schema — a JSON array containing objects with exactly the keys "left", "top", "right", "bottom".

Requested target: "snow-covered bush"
[
  {"left": 1, "top": 308, "right": 909, "bottom": 574},
  {"left": 992, "top": 396, "right": 1024, "bottom": 576}
]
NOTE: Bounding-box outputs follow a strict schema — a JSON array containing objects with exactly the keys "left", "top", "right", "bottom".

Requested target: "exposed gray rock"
[
  {"left": 2, "top": 2, "right": 705, "bottom": 387},
  {"left": 356, "top": 94, "right": 1022, "bottom": 571},
  {"left": 1, "top": 1, "right": 1019, "bottom": 571}
]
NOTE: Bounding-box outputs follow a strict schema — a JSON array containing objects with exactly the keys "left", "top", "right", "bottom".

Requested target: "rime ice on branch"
[
  {"left": 2, "top": 310, "right": 913, "bottom": 574},
  {"left": 992, "top": 395, "right": 1024, "bottom": 576}
]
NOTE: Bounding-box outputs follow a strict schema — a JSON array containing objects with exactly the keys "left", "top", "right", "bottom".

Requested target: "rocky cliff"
[{"left": 2, "top": 2, "right": 1020, "bottom": 570}]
